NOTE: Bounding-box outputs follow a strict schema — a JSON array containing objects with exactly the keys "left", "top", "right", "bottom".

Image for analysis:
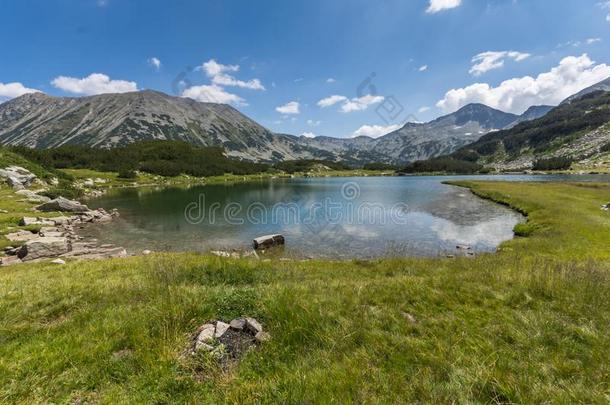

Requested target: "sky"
[{"left": 1, "top": 0, "right": 610, "bottom": 139}]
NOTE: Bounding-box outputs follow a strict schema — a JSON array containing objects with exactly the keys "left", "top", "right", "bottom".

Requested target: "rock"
[
  {"left": 602, "top": 203, "right": 610, "bottom": 211},
  {"left": 194, "top": 324, "right": 216, "bottom": 350},
  {"left": 6, "top": 230, "right": 40, "bottom": 242},
  {"left": 40, "top": 231, "right": 65, "bottom": 238},
  {"left": 252, "top": 234, "right": 285, "bottom": 250},
  {"left": 245, "top": 317, "right": 263, "bottom": 334},
  {"left": 0, "top": 256, "right": 22, "bottom": 266},
  {"left": 230, "top": 318, "right": 246, "bottom": 331},
  {"left": 215, "top": 321, "right": 230, "bottom": 338},
  {"left": 142, "top": 249, "right": 152, "bottom": 255},
  {"left": 37, "top": 197, "right": 90, "bottom": 213},
  {"left": 402, "top": 312, "right": 417, "bottom": 324},
  {"left": 211, "top": 250, "right": 231, "bottom": 258},
  {"left": 15, "top": 190, "right": 51, "bottom": 203},
  {"left": 0, "top": 166, "right": 36, "bottom": 190},
  {"left": 456, "top": 245, "right": 472, "bottom": 250},
  {"left": 51, "top": 258, "right": 66, "bottom": 265},
  {"left": 0, "top": 209, "right": 8, "bottom": 214},
  {"left": 255, "top": 331, "right": 271, "bottom": 343},
  {"left": 17, "top": 237, "right": 69, "bottom": 261},
  {"left": 83, "top": 179, "right": 95, "bottom": 187},
  {"left": 52, "top": 216, "right": 72, "bottom": 226}
]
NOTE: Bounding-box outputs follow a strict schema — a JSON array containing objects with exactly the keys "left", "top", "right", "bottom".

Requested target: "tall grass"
[{"left": 0, "top": 182, "right": 609, "bottom": 402}]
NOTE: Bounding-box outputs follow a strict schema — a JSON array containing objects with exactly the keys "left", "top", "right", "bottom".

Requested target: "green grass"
[{"left": 0, "top": 182, "right": 609, "bottom": 403}]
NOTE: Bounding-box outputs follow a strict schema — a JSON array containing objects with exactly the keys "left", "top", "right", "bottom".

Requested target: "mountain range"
[{"left": 0, "top": 90, "right": 553, "bottom": 165}]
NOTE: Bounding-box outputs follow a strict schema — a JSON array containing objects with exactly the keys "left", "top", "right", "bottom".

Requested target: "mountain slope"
[
  {"left": 561, "top": 76, "right": 610, "bottom": 104},
  {"left": 0, "top": 90, "right": 554, "bottom": 165},
  {"left": 0, "top": 90, "right": 322, "bottom": 162},
  {"left": 449, "top": 90, "right": 610, "bottom": 170}
]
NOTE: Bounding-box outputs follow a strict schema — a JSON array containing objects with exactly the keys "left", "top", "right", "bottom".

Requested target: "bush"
[
  {"left": 10, "top": 141, "right": 269, "bottom": 178},
  {"left": 532, "top": 157, "right": 573, "bottom": 171},
  {"left": 400, "top": 157, "right": 483, "bottom": 174}
]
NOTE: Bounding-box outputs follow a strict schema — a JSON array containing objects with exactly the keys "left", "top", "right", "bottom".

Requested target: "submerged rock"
[{"left": 252, "top": 234, "right": 285, "bottom": 250}]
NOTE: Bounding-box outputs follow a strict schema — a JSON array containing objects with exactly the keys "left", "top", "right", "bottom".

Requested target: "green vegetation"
[
  {"left": 272, "top": 159, "right": 351, "bottom": 173},
  {"left": 401, "top": 90, "right": 610, "bottom": 173},
  {"left": 0, "top": 181, "right": 609, "bottom": 402},
  {"left": 11, "top": 141, "right": 269, "bottom": 178},
  {"left": 533, "top": 157, "right": 574, "bottom": 171},
  {"left": 399, "top": 156, "right": 484, "bottom": 174}
]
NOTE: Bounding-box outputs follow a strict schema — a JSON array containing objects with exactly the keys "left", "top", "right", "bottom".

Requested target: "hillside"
[
  {"left": 0, "top": 91, "right": 551, "bottom": 165},
  {"left": 403, "top": 90, "right": 610, "bottom": 172},
  {"left": 0, "top": 91, "right": 325, "bottom": 162}
]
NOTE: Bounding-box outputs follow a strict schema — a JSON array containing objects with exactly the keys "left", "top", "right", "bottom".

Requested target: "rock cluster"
[
  {"left": 1, "top": 207, "right": 124, "bottom": 266},
  {"left": 190, "top": 318, "right": 270, "bottom": 364},
  {"left": 0, "top": 166, "right": 37, "bottom": 190},
  {"left": 602, "top": 202, "right": 610, "bottom": 211}
]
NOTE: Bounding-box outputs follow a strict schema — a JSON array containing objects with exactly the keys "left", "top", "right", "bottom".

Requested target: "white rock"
[
  {"left": 194, "top": 324, "right": 216, "bottom": 350},
  {"left": 51, "top": 259, "right": 66, "bottom": 265},
  {"left": 215, "top": 321, "right": 230, "bottom": 338},
  {"left": 18, "top": 237, "right": 69, "bottom": 261},
  {"left": 229, "top": 318, "right": 246, "bottom": 330},
  {"left": 255, "top": 331, "right": 271, "bottom": 343},
  {"left": 245, "top": 318, "right": 263, "bottom": 334},
  {"left": 142, "top": 249, "right": 152, "bottom": 255}
]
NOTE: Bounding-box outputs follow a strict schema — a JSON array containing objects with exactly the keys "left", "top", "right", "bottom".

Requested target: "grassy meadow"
[{"left": 0, "top": 181, "right": 609, "bottom": 403}]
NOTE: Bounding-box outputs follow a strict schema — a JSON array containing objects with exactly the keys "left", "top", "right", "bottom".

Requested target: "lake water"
[{"left": 83, "top": 174, "right": 610, "bottom": 259}]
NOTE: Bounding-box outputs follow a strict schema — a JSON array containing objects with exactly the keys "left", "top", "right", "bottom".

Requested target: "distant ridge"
[{"left": 0, "top": 90, "right": 553, "bottom": 165}]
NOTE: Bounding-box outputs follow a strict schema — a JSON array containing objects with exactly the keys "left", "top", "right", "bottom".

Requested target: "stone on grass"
[
  {"left": 194, "top": 324, "right": 216, "bottom": 351},
  {"left": 18, "top": 237, "right": 69, "bottom": 261},
  {"left": 230, "top": 318, "right": 246, "bottom": 331},
  {"left": 142, "top": 249, "right": 152, "bottom": 255},
  {"left": 51, "top": 258, "right": 66, "bottom": 265},
  {"left": 215, "top": 321, "right": 230, "bottom": 338},
  {"left": 37, "top": 197, "right": 90, "bottom": 213},
  {"left": 0, "top": 256, "right": 22, "bottom": 266},
  {"left": 255, "top": 331, "right": 271, "bottom": 343},
  {"left": 15, "top": 190, "right": 51, "bottom": 203},
  {"left": 245, "top": 317, "right": 263, "bottom": 334},
  {"left": 6, "top": 230, "right": 39, "bottom": 242}
]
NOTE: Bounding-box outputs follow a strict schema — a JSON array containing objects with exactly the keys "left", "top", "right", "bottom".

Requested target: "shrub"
[{"left": 532, "top": 157, "right": 573, "bottom": 171}]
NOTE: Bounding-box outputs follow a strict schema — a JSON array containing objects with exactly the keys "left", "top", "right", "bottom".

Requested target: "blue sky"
[{"left": 1, "top": 0, "right": 609, "bottom": 139}]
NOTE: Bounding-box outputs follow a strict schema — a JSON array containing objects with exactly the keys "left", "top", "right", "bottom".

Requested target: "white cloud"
[
  {"left": 437, "top": 54, "right": 610, "bottom": 114},
  {"left": 182, "top": 84, "right": 245, "bottom": 106},
  {"left": 200, "top": 59, "right": 265, "bottom": 90},
  {"left": 326, "top": 78, "right": 336, "bottom": 83},
  {"left": 599, "top": 1, "right": 610, "bottom": 9},
  {"left": 317, "top": 95, "right": 347, "bottom": 107},
  {"left": 351, "top": 123, "right": 402, "bottom": 138},
  {"left": 341, "top": 94, "right": 384, "bottom": 113},
  {"left": 51, "top": 73, "right": 137, "bottom": 95},
  {"left": 276, "top": 101, "right": 300, "bottom": 115},
  {"left": 426, "top": 0, "right": 462, "bottom": 14},
  {"left": 0, "top": 82, "right": 41, "bottom": 99},
  {"left": 418, "top": 106, "right": 431, "bottom": 113},
  {"left": 469, "top": 51, "right": 530, "bottom": 76},
  {"left": 586, "top": 38, "right": 602, "bottom": 45},
  {"left": 606, "top": 13, "right": 610, "bottom": 21},
  {"left": 317, "top": 94, "right": 384, "bottom": 113},
  {"left": 419, "top": 65, "right": 428, "bottom": 72},
  {"left": 148, "top": 57, "right": 161, "bottom": 70},
  {"left": 307, "top": 119, "right": 321, "bottom": 127},
  {"left": 301, "top": 132, "right": 317, "bottom": 138},
  {"left": 201, "top": 59, "right": 239, "bottom": 76}
]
